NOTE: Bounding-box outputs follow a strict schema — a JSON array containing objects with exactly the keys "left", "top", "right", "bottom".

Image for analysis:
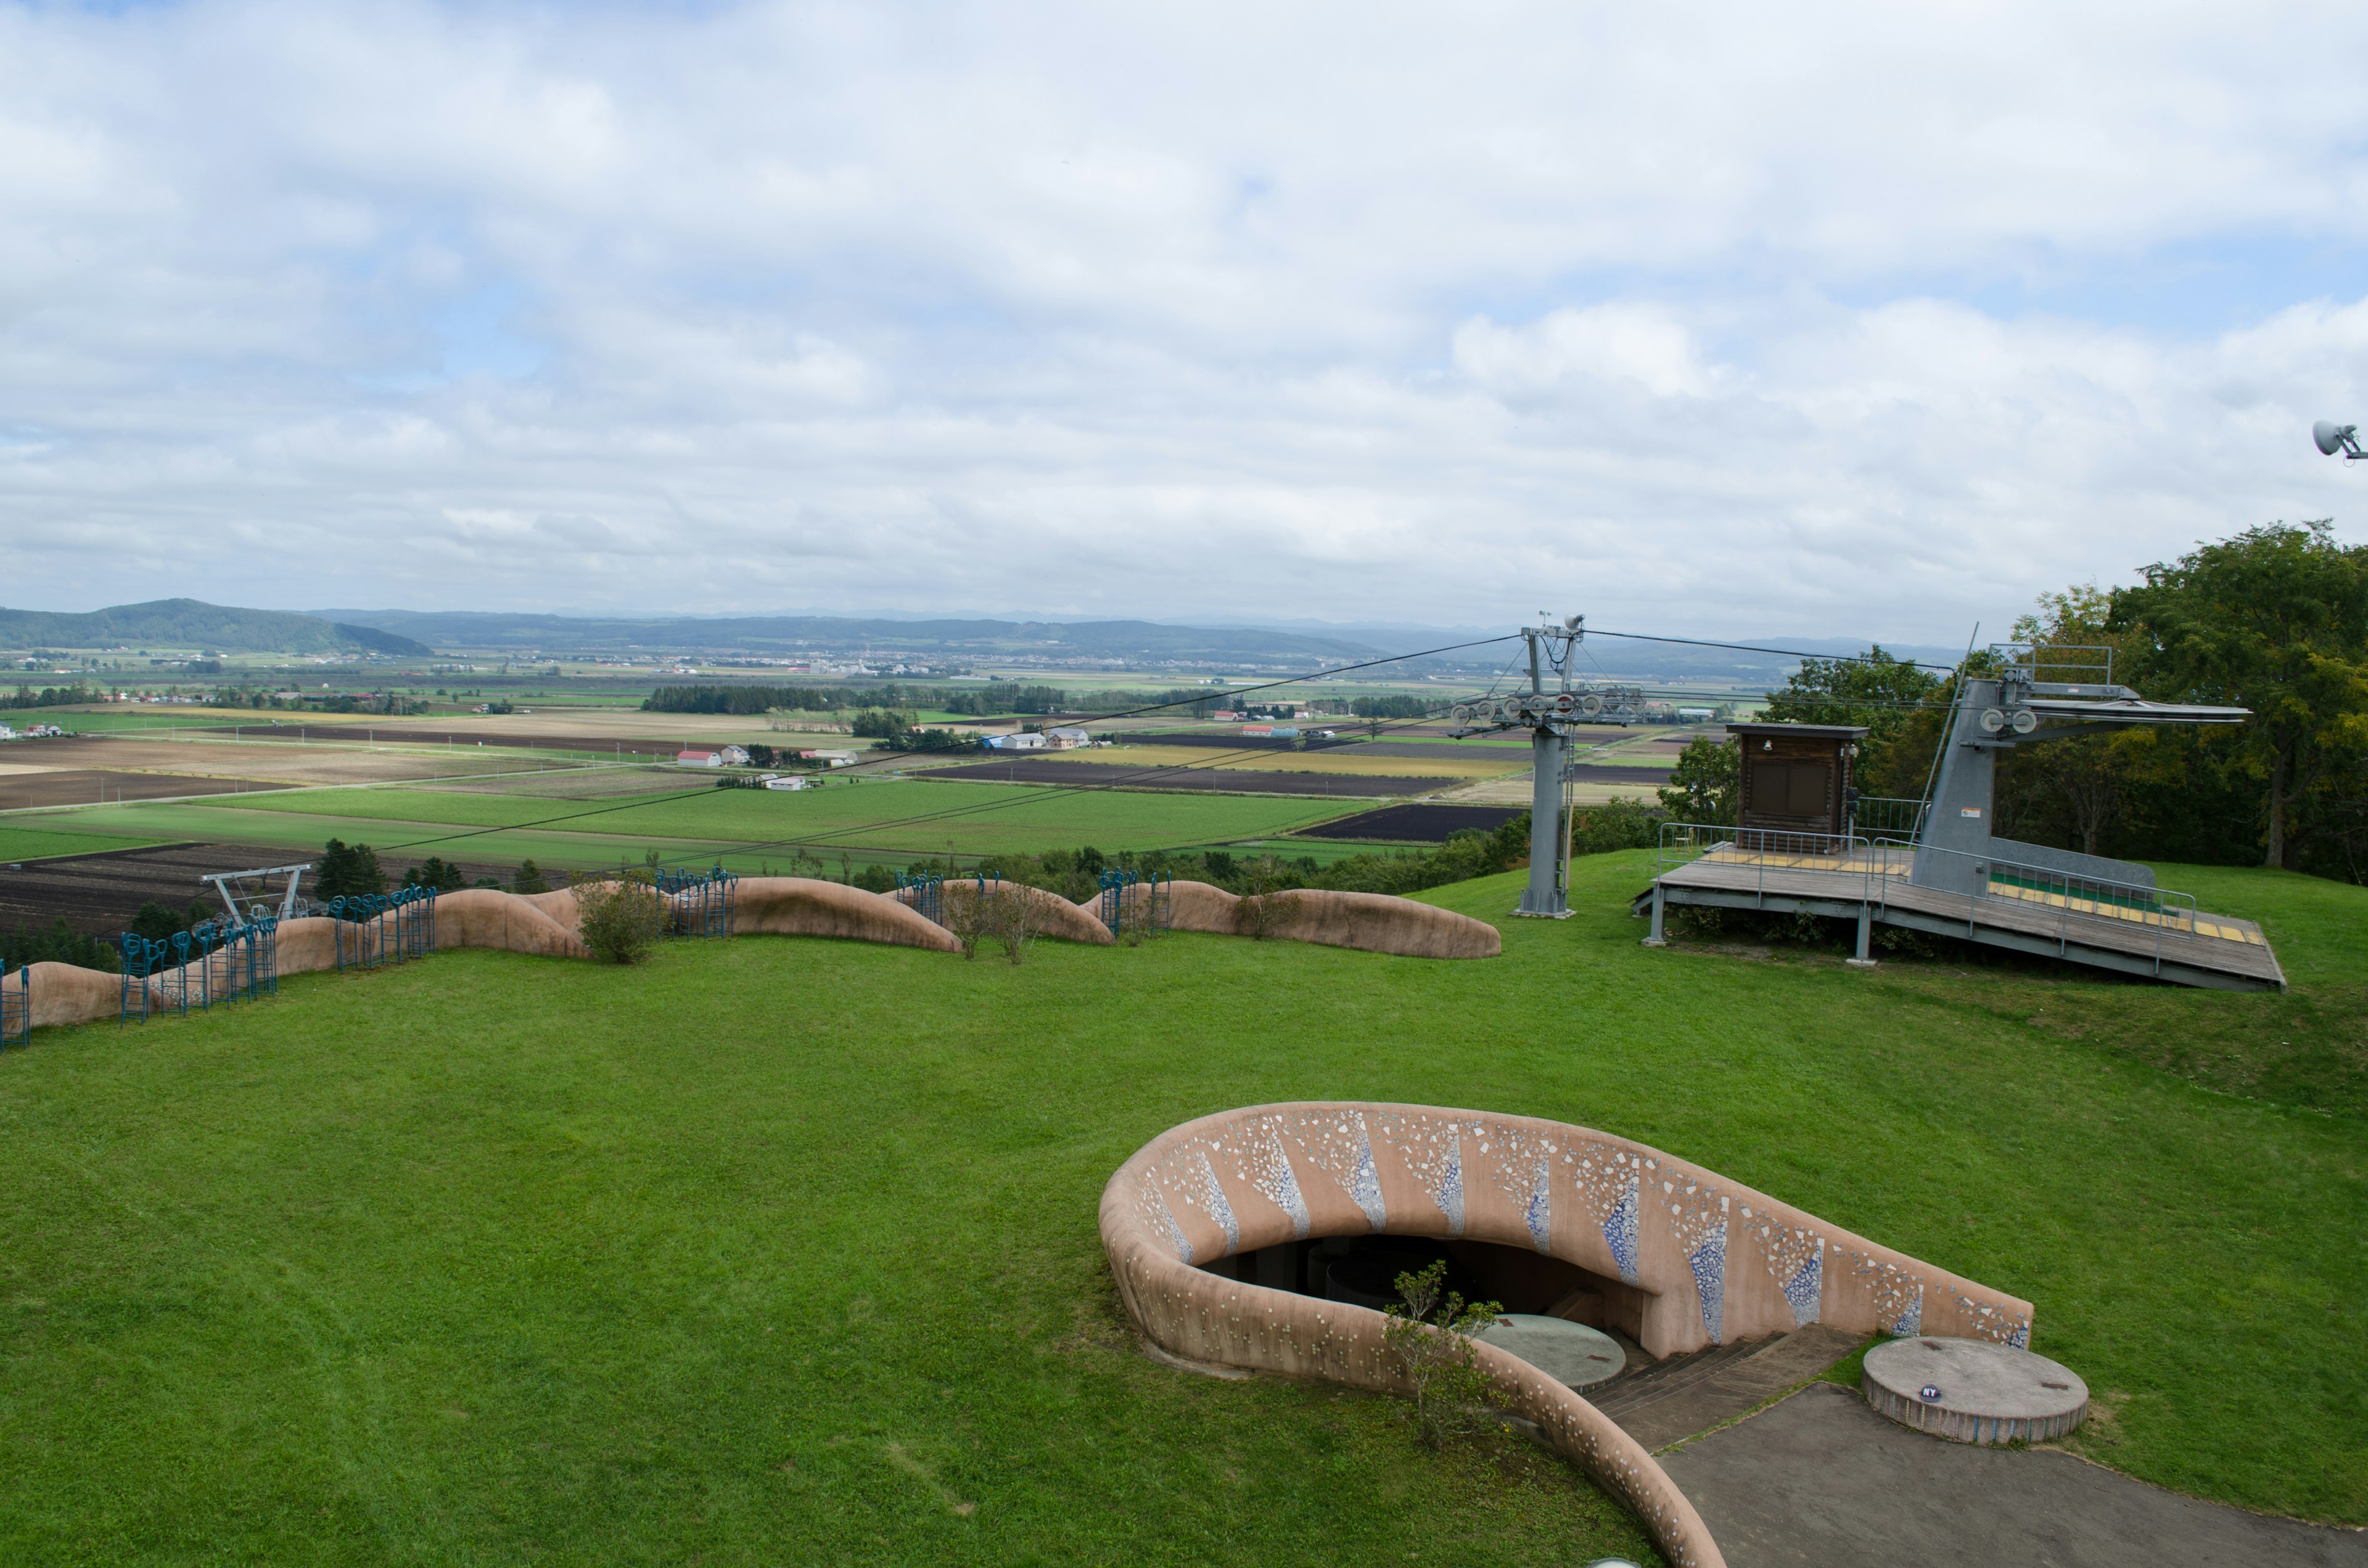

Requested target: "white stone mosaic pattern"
[
  {"left": 1238, "top": 1119, "right": 1312, "bottom": 1241},
  {"left": 1944, "top": 1280, "right": 2033, "bottom": 1348},
  {"left": 1566, "top": 1143, "right": 1648, "bottom": 1284},
  {"left": 1377, "top": 1112, "right": 1470, "bottom": 1236},
  {"left": 1148, "top": 1144, "right": 1241, "bottom": 1257},
  {"left": 1273, "top": 1109, "right": 1388, "bottom": 1231},
  {"left": 1150, "top": 1186, "right": 1194, "bottom": 1265},
  {"left": 1603, "top": 1178, "right": 1640, "bottom": 1284},
  {"left": 1470, "top": 1122, "right": 1560, "bottom": 1255},
  {"left": 1663, "top": 1178, "right": 1732, "bottom": 1343},
  {"left": 1846, "top": 1251, "right": 1925, "bottom": 1337},
  {"left": 1745, "top": 1207, "right": 1825, "bottom": 1328}
]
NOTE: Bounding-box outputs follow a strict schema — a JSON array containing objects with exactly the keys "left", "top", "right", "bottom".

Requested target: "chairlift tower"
[{"left": 1447, "top": 615, "right": 1597, "bottom": 917}]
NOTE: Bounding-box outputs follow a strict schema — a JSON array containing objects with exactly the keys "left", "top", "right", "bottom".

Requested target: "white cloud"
[{"left": 0, "top": 0, "right": 2364, "bottom": 640}]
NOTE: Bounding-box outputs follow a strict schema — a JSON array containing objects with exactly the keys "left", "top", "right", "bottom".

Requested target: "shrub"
[
  {"left": 512, "top": 860, "right": 549, "bottom": 895},
  {"left": 573, "top": 869, "right": 664, "bottom": 964},
  {"left": 1381, "top": 1260, "right": 1506, "bottom": 1449}
]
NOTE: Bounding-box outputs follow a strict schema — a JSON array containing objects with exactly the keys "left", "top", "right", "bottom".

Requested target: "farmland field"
[
  {"left": 0, "top": 824, "right": 170, "bottom": 864},
  {"left": 23, "top": 779, "right": 1364, "bottom": 867},
  {"left": 985, "top": 744, "right": 1525, "bottom": 779},
  {"left": 0, "top": 855, "right": 2359, "bottom": 1566}
]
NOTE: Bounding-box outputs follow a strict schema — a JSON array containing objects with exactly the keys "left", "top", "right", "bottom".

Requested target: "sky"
[{"left": 2, "top": 0, "right": 2366, "bottom": 643}]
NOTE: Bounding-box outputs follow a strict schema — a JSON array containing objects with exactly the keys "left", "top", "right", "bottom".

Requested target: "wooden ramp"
[{"left": 1640, "top": 846, "right": 2284, "bottom": 991}]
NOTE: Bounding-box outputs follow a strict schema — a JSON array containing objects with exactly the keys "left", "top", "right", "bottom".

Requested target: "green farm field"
[
  {"left": 24, "top": 779, "right": 1363, "bottom": 868},
  {"left": 0, "top": 855, "right": 2359, "bottom": 1567},
  {"left": 0, "top": 824, "right": 168, "bottom": 863}
]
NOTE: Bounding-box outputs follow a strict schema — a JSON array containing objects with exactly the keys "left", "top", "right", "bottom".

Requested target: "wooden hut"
[{"left": 1727, "top": 722, "right": 1868, "bottom": 841}]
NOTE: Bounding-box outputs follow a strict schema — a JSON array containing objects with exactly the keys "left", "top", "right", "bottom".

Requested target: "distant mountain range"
[
  {"left": 0, "top": 597, "right": 1963, "bottom": 685},
  {"left": 315, "top": 610, "right": 1393, "bottom": 667},
  {"left": 0, "top": 599, "right": 432, "bottom": 657}
]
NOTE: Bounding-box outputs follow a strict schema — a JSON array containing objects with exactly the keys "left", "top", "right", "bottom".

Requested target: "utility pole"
[{"left": 1450, "top": 615, "right": 1589, "bottom": 917}]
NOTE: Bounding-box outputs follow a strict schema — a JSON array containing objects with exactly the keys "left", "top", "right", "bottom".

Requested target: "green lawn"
[
  {"left": 0, "top": 824, "right": 165, "bottom": 863},
  {"left": 90, "top": 779, "right": 1363, "bottom": 861},
  {"left": 0, "top": 855, "right": 2360, "bottom": 1566}
]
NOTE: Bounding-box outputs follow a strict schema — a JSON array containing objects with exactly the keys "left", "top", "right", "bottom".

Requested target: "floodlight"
[{"left": 2315, "top": 420, "right": 2365, "bottom": 461}]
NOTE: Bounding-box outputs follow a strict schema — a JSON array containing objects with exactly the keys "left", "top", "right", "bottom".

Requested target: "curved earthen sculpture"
[
  {"left": 24, "top": 959, "right": 133, "bottom": 1030},
  {"left": 518, "top": 887, "right": 585, "bottom": 932},
  {"left": 732, "top": 877, "right": 960, "bottom": 953},
  {"left": 1120, "top": 880, "right": 1500, "bottom": 959},
  {"left": 1104, "top": 1103, "right": 2039, "bottom": 1568},
  {"left": 929, "top": 880, "right": 1114, "bottom": 945}
]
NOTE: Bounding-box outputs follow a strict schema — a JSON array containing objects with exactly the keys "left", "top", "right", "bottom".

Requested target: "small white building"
[
  {"left": 1043, "top": 727, "right": 1092, "bottom": 750},
  {"left": 984, "top": 732, "right": 1047, "bottom": 752},
  {"left": 799, "top": 749, "right": 860, "bottom": 766},
  {"left": 762, "top": 774, "right": 812, "bottom": 790},
  {"left": 718, "top": 744, "right": 751, "bottom": 765},
  {"left": 676, "top": 749, "right": 723, "bottom": 767}
]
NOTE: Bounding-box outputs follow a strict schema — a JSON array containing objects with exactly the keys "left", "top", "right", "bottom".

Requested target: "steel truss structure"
[
  {"left": 1, "top": 964, "right": 28, "bottom": 1048},
  {"left": 657, "top": 864, "right": 739, "bottom": 938},
  {"left": 1098, "top": 868, "right": 1170, "bottom": 938},
  {"left": 896, "top": 870, "right": 944, "bottom": 927}
]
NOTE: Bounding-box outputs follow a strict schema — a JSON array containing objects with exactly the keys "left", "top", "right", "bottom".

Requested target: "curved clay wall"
[
  {"left": 731, "top": 877, "right": 960, "bottom": 953},
  {"left": 1144, "top": 880, "right": 1501, "bottom": 959},
  {"left": 10, "top": 879, "right": 1495, "bottom": 1032},
  {"left": 1104, "top": 1102, "right": 2039, "bottom": 1568},
  {"left": 931, "top": 880, "right": 1114, "bottom": 945}
]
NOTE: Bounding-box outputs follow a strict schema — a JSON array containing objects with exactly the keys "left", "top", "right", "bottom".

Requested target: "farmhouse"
[{"left": 675, "top": 748, "right": 723, "bottom": 767}]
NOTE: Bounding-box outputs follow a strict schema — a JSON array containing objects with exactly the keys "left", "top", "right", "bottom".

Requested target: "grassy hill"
[
  {"left": 0, "top": 599, "right": 432, "bottom": 657},
  {"left": 0, "top": 855, "right": 2359, "bottom": 1562}
]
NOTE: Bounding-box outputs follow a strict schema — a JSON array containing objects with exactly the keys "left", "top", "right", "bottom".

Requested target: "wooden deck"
[{"left": 1645, "top": 849, "right": 2285, "bottom": 991}]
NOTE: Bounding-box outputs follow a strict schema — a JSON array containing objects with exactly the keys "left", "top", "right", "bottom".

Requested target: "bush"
[
  {"left": 851, "top": 863, "right": 898, "bottom": 894},
  {"left": 1381, "top": 1260, "right": 1505, "bottom": 1449},
  {"left": 573, "top": 870, "right": 664, "bottom": 964},
  {"left": 1, "top": 917, "right": 121, "bottom": 973},
  {"left": 512, "top": 860, "right": 549, "bottom": 895},
  {"left": 128, "top": 900, "right": 213, "bottom": 943}
]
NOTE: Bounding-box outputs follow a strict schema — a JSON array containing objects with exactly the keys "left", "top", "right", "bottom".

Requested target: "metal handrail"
[{"left": 1849, "top": 796, "right": 1929, "bottom": 840}]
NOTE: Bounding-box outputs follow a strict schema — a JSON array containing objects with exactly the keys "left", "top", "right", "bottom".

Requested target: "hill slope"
[{"left": 0, "top": 599, "right": 432, "bottom": 657}]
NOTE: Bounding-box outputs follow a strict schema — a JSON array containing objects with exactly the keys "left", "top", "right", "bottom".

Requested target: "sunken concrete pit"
[{"left": 1101, "top": 1102, "right": 2043, "bottom": 1568}]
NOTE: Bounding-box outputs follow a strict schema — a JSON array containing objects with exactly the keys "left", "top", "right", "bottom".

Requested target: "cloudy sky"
[{"left": 3, "top": 1, "right": 2365, "bottom": 641}]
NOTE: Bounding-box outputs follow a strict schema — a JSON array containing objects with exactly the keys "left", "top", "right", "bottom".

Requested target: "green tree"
[
  {"left": 402, "top": 856, "right": 466, "bottom": 893},
  {"left": 1761, "top": 646, "right": 1943, "bottom": 787},
  {"left": 314, "top": 839, "right": 385, "bottom": 901},
  {"left": 1657, "top": 737, "right": 1738, "bottom": 824},
  {"left": 512, "top": 860, "right": 549, "bottom": 895},
  {"left": 2111, "top": 521, "right": 2368, "bottom": 869},
  {"left": 2002, "top": 586, "right": 2148, "bottom": 856}
]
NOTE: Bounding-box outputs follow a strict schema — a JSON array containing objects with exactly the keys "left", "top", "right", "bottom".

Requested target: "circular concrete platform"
[
  {"left": 1864, "top": 1336, "right": 2088, "bottom": 1445},
  {"left": 1473, "top": 1314, "right": 1627, "bottom": 1391}
]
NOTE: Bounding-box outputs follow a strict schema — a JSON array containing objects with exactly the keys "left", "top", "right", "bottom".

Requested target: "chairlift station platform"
[{"left": 1633, "top": 647, "right": 2286, "bottom": 993}]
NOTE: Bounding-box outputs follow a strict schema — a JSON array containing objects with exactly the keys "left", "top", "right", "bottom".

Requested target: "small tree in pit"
[
  {"left": 572, "top": 867, "right": 664, "bottom": 964},
  {"left": 1381, "top": 1260, "right": 1506, "bottom": 1448}
]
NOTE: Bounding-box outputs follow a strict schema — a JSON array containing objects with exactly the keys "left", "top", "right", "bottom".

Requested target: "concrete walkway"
[{"left": 1659, "top": 1382, "right": 2368, "bottom": 1568}]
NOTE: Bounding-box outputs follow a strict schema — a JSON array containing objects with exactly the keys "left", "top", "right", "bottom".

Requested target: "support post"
[
  {"left": 1515, "top": 722, "right": 1569, "bottom": 916},
  {"left": 1848, "top": 901, "right": 1877, "bottom": 967},
  {"left": 1643, "top": 884, "right": 1667, "bottom": 947}
]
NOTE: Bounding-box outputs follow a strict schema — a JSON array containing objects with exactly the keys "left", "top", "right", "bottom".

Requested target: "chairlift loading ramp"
[{"left": 1637, "top": 644, "right": 2285, "bottom": 992}]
